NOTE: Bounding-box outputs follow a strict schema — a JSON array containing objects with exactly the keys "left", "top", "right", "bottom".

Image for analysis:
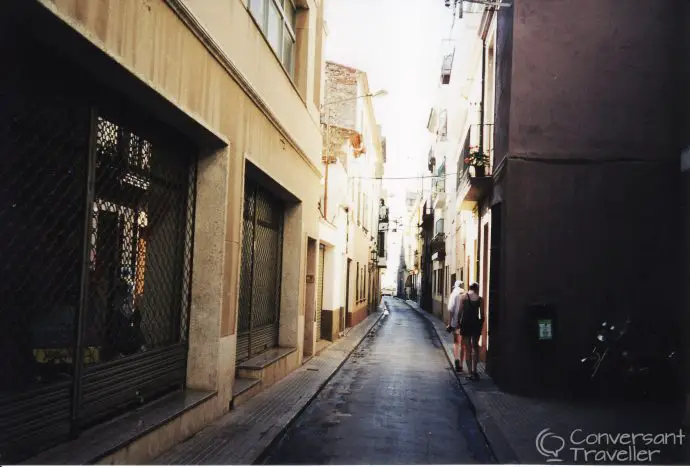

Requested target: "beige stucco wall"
[
  {"left": 181, "top": 0, "right": 323, "bottom": 169},
  {"left": 40, "top": 0, "right": 323, "bottom": 420}
]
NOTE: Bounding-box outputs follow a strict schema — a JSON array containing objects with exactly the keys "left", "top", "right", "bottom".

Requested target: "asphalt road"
[{"left": 260, "top": 298, "right": 495, "bottom": 465}]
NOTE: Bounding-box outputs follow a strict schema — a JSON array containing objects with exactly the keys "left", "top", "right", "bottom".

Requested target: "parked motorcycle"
[{"left": 579, "top": 316, "right": 680, "bottom": 399}]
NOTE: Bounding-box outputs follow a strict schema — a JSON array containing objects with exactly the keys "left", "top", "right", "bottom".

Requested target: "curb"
[
  {"left": 395, "top": 298, "right": 520, "bottom": 464},
  {"left": 251, "top": 308, "right": 386, "bottom": 465}
]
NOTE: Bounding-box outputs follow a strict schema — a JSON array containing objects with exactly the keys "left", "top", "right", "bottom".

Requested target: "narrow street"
[{"left": 260, "top": 298, "right": 494, "bottom": 465}]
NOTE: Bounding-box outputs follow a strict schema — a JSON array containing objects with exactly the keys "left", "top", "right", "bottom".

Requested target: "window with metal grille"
[
  {"left": 0, "top": 44, "right": 197, "bottom": 461},
  {"left": 248, "top": 0, "right": 297, "bottom": 76}
]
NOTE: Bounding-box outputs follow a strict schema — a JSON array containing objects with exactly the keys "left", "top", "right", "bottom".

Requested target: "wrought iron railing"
[{"left": 457, "top": 123, "right": 494, "bottom": 190}]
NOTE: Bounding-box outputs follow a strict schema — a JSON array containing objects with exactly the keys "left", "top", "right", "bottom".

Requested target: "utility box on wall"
[{"left": 526, "top": 303, "right": 557, "bottom": 348}]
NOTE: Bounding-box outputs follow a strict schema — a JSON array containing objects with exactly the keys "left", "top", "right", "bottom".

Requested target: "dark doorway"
[
  {"left": 237, "top": 180, "right": 285, "bottom": 363},
  {"left": 487, "top": 203, "right": 502, "bottom": 374}
]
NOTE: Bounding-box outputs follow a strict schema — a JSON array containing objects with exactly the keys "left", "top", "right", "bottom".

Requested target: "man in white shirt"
[{"left": 446, "top": 281, "right": 466, "bottom": 372}]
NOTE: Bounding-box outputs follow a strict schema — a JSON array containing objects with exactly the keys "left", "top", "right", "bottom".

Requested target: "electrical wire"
[{"left": 351, "top": 173, "right": 458, "bottom": 180}]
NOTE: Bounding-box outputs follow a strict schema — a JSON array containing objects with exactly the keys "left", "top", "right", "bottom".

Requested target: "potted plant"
[{"left": 464, "top": 146, "right": 490, "bottom": 177}]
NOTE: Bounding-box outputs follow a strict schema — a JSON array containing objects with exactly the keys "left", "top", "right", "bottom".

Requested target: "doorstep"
[
  {"left": 230, "top": 377, "right": 261, "bottom": 410},
  {"left": 24, "top": 389, "right": 215, "bottom": 465},
  {"left": 314, "top": 338, "right": 331, "bottom": 356},
  {"left": 401, "top": 299, "right": 685, "bottom": 464},
  {"left": 153, "top": 310, "right": 384, "bottom": 465},
  {"left": 236, "top": 347, "right": 299, "bottom": 397}
]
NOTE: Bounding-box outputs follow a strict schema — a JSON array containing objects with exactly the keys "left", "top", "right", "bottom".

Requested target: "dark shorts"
[{"left": 460, "top": 321, "right": 482, "bottom": 338}]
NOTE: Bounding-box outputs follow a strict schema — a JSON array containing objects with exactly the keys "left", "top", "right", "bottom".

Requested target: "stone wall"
[{"left": 324, "top": 61, "right": 358, "bottom": 130}]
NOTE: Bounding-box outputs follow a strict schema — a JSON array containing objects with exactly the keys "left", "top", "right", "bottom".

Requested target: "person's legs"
[
  {"left": 462, "top": 335, "right": 472, "bottom": 375},
  {"left": 453, "top": 331, "right": 462, "bottom": 372},
  {"left": 471, "top": 334, "right": 481, "bottom": 378}
]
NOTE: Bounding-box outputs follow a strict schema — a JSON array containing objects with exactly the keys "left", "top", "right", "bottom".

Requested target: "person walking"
[
  {"left": 459, "top": 282, "right": 484, "bottom": 381},
  {"left": 446, "top": 280, "right": 466, "bottom": 372}
]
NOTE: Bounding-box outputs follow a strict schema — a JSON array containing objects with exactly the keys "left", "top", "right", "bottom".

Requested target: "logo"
[
  {"left": 535, "top": 428, "right": 685, "bottom": 463},
  {"left": 536, "top": 428, "right": 565, "bottom": 462}
]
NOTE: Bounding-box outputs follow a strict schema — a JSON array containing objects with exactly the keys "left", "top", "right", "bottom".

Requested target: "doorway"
[
  {"left": 237, "top": 180, "right": 285, "bottom": 363},
  {"left": 487, "top": 203, "right": 502, "bottom": 373},
  {"left": 344, "top": 259, "right": 351, "bottom": 333},
  {"left": 481, "top": 223, "right": 490, "bottom": 360},
  {"left": 316, "top": 244, "right": 325, "bottom": 341},
  {"left": 302, "top": 238, "right": 317, "bottom": 359}
]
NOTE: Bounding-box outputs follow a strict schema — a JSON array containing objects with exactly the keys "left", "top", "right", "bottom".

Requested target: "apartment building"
[
  {"left": 318, "top": 62, "right": 386, "bottom": 343},
  {"left": 437, "top": 0, "right": 682, "bottom": 397},
  {"left": 426, "top": 5, "right": 484, "bottom": 324},
  {"left": 0, "top": 0, "right": 326, "bottom": 463}
]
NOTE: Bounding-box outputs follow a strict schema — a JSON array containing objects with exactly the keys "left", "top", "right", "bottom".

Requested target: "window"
[
  {"left": 248, "top": 0, "right": 296, "bottom": 76},
  {"left": 361, "top": 266, "right": 365, "bottom": 301},
  {"left": 438, "top": 110, "right": 448, "bottom": 141},
  {"left": 441, "top": 49, "right": 454, "bottom": 84},
  {"left": 457, "top": 130, "right": 471, "bottom": 189},
  {"left": 356, "top": 262, "right": 359, "bottom": 302}
]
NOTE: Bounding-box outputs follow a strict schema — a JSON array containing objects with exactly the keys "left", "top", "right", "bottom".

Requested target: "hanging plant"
[{"left": 463, "top": 146, "right": 489, "bottom": 167}]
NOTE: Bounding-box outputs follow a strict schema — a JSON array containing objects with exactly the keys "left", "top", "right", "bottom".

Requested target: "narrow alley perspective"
[
  {"left": 260, "top": 298, "right": 494, "bottom": 465},
  {"left": 2, "top": 0, "right": 690, "bottom": 465}
]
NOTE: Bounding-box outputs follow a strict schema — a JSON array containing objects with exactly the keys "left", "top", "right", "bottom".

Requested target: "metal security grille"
[
  {"left": 237, "top": 180, "right": 284, "bottom": 362},
  {"left": 78, "top": 112, "right": 196, "bottom": 426},
  {"left": 316, "top": 245, "right": 325, "bottom": 340},
  {"left": 0, "top": 38, "right": 196, "bottom": 463},
  {"left": 0, "top": 43, "right": 90, "bottom": 461}
]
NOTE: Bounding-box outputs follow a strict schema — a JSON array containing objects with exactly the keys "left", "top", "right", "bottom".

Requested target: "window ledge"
[{"left": 23, "top": 389, "right": 216, "bottom": 465}]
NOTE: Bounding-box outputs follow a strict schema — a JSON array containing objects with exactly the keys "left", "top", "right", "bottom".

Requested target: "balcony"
[
  {"left": 432, "top": 178, "right": 446, "bottom": 210},
  {"left": 457, "top": 124, "right": 494, "bottom": 204},
  {"left": 430, "top": 218, "right": 445, "bottom": 260},
  {"left": 460, "top": 166, "right": 492, "bottom": 202}
]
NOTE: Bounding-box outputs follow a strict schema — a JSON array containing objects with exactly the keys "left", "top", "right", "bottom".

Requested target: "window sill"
[{"left": 25, "top": 389, "right": 216, "bottom": 465}]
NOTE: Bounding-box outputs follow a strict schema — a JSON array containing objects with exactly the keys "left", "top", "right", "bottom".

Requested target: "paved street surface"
[
  {"left": 153, "top": 311, "right": 384, "bottom": 465},
  {"left": 261, "top": 298, "right": 494, "bottom": 465},
  {"left": 406, "top": 299, "right": 686, "bottom": 465}
]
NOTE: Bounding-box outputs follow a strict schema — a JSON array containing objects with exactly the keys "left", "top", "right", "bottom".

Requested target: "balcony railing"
[{"left": 457, "top": 123, "right": 494, "bottom": 190}]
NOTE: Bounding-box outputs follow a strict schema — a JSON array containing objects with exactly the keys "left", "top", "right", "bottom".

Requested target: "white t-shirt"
[{"left": 447, "top": 287, "right": 465, "bottom": 328}]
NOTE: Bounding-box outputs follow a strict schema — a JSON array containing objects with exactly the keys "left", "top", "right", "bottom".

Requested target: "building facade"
[
  {"left": 0, "top": 0, "right": 327, "bottom": 463},
  {"left": 318, "top": 61, "right": 386, "bottom": 343},
  {"left": 487, "top": 0, "right": 680, "bottom": 394},
  {"left": 435, "top": 0, "right": 683, "bottom": 398},
  {"left": 426, "top": 5, "right": 484, "bottom": 325}
]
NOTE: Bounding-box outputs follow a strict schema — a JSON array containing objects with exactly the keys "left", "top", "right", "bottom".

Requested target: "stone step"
[{"left": 230, "top": 377, "right": 261, "bottom": 410}]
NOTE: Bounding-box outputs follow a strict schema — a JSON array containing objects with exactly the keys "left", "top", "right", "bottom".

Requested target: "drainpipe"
[
  {"left": 476, "top": 35, "right": 488, "bottom": 283},
  {"left": 479, "top": 39, "right": 487, "bottom": 158}
]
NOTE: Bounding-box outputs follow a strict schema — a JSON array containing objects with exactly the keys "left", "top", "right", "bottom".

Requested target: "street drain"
[{"left": 306, "top": 368, "right": 319, "bottom": 371}]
